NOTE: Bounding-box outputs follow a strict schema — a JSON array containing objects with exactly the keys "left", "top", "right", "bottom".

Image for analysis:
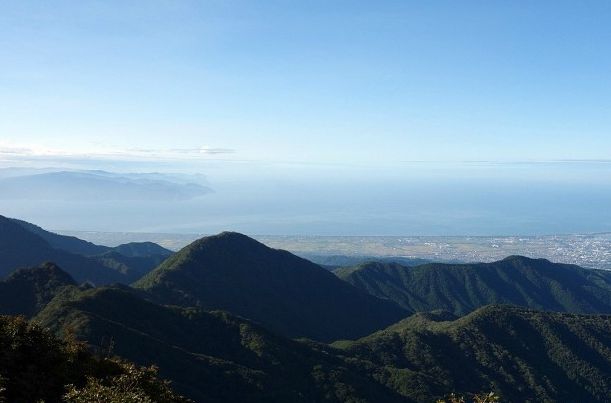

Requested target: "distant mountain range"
[
  {"left": 12, "top": 218, "right": 111, "bottom": 255},
  {"left": 0, "top": 215, "right": 172, "bottom": 284},
  {"left": 1, "top": 215, "right": 610, "bottom": 401},
  {"left": 335, "top": 257, "right": 611, "bottom": 315},
  {"left": 0, "top": 170, "right": 211, "bottom": 201},
  {"left": 300, "top": 253, "right": 434, "bottom": 270}
]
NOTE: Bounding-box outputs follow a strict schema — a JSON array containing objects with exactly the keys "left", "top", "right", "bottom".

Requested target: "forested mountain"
[
  {"left": 112, "top": 241, "right": 173, "bottom": 258},
  {"left": 34, "top": 285, "right": 405, "bottom": 403},
  {"left": 135, "top": 232, "right": 407, "bottom": 341},
  {"left": 32, "top": 284, "right": 611, "bottom": 402},
  {"left": 11, "top": 217, "right": 111, "bottom": 255},
  {"left": 335, "top": 305, "right": 611, "bottom": 402},
  {"left": 93, "top": 242, "right": 173, "bottom": 280},
  {"left": 335, "top": 256, "right": 611, "bottom": 315},
  {"left": 301, "top": 254, "right": 433, "bottom": 270},
  {"left": 2, "top": 220, "right": 611, "bottom": 402},
  {"left": 0, "top": 215, "right": 171, "bottom": 285},
  {"left": 0, "top": 215, "right": 128, "bottom": 284},
  {"left": 0, "top": 262, "right": 77, "bottom": 318},
  {"left": 12, "top": 217, "right": 172, "bottom": 259},
  {"left": 93, "top": 250, "right": 170, "bottom": 280}
]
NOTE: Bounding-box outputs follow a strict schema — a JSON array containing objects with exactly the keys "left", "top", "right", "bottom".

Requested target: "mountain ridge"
[
  {"left": 0, "top": 262, "right": 77, "bottom": 318},
  {"left": 11, "top": 218, "right": 111, "bottom": 255},
  {"left": 335, "top": 255, "right": 611, "bottom": 316},
  {"left": 336, "top": 304, "right": 611, "bottom": 402},
  {"left": 0, "top": 215, "right": 129, "bottom": 284},
  {"left": 35, "top": 285, "right": 405, "bottom": 402},
  {"left": 135, "top": 231, "right": 408, "bottom": 341},
  {"left": 0, "top": 215, "right": 171, "bottom": 285}
]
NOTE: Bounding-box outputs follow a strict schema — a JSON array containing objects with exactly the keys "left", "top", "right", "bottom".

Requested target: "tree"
[{"left": 437, "top": 391, "right": 501, "bottom": 403}]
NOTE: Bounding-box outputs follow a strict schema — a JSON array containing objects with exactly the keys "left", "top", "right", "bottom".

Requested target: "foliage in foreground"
[
  {"left": 436, "top": 391, "right": 501, "bottom": 403},
  {"left": 0, "top": 315, "right": 189, "bottom": 403}
]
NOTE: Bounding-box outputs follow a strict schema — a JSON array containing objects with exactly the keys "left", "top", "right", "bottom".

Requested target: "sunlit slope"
[
  {"left": 336, "top": 305, "right": 611, "bottom": 402},
  {"left": 336, "top": 256, "right": 611, "bottom": 315}
]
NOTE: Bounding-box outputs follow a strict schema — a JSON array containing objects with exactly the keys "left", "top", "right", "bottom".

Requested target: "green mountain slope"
[
  {"left": 35, "top": 286, "right": 404, "bottom": 403},
  {"left": 335, "top": 256, "right": 611, "bottom": 315},
  {"left": 92, "top": 242, "right": 174, "bottom": 281},
  {"left": 135, "top": 232, "right": 408, "bottom": 341},
  {"left": 11, "top": 216, "right": 171, "bottom": 280},
  {"left": 112, "top": 241, "right": 173, "bottom": 258},
  {"left": 335, "top": 305, "right": 611, "bottom": 402},
  {"left": 0, "top": 262, "right": 77, "bottom": 318},
  {"left": 93, "top": 250, "right": 170, "bottom": 280},
  {"left": 11, "top": 217, "right": 111, "bottom": 255},
  {"left": 301, "top": 254, "right": 432, "bottom": 270},
  {"left": 35, "top": 285, "right": 611, "bottom": 402},
  {"left": 0, "top": 215, "right": 147, "bottom": 285}
]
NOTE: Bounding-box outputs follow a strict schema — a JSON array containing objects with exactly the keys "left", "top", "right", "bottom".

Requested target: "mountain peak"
[
  {"left": 0, "top": 215, "right": 53, "bottom": 256},
  {"left": 0, "top": 262, "right": 77, "bottom": 318},
  {"left": 136, "top": 233, "right": 407, "bottom": 341},
  {"left": 165, "top": 231, "right": 276, "bottom": 266},
  {"left": 112, "top": 241, "right": 172, "bottom": 258},
  {"left": 188, "top": 231, "right": 265, "bottom": 251},
  {"left": 500, "top": 255, "right": 549, "bottom": 264},
  {"left": 7, "top": 261, "right": 76, "bottom": 284},
  {"left": 216, "top": 231, "right": 252, "bottom": 239}
]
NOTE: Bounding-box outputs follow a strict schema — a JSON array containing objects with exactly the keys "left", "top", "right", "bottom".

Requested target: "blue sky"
[
  {"left": 1, "top": 1, "right": 611, "bottom": 235},
  {"left": 2, "top": 1, "right": 611, "bottom": 164}
]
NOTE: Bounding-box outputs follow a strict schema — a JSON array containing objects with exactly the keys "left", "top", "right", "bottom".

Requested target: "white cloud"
[
  {"left": 0, "top": 142, "right": 235, "bottom": 161},
  {"left": 167, "top": 147, "right": 235, "bottom": 155},
  {"left": 0, "top": 146, "right": 32, "bottom": 155}
]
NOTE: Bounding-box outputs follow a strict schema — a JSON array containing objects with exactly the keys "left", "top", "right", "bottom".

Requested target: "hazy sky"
[
  {"left": 1, "top": 1, "right": 611, "bottom": 235},
  {"left": 2, "top": 1, "right": 611, "bottom": 165}
]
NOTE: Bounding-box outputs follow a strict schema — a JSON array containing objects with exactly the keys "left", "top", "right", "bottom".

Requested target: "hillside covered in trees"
[
  {"left": 1, "top": 217, "right": 610, "bottom": 402},
  {"left": 335, "top": 256, "right": 611, "bottom": 315}
]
